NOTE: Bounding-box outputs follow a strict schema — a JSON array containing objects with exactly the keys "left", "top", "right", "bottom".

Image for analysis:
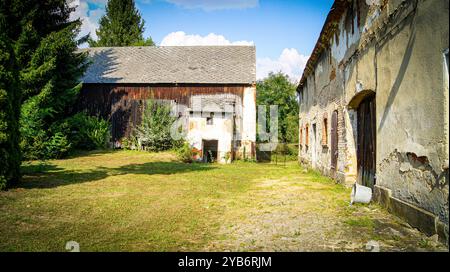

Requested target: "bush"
[
  {"left": 176, "top": 142, "right": 194, "bottom": 163},
  {"left": 272, "top": 143, "right": 298, "bottom": 161},
  {"left": 134, "top": 100, "right": 182, "bottom": 151},
  {"left": 45, "top": 132, "right": 71, "bottom": 159},
  {"left": 21, "top": 112, "right": 111, "bottom": 160},
  {"left": 64, "top": 112, "right": 111, "bottom": 150}
]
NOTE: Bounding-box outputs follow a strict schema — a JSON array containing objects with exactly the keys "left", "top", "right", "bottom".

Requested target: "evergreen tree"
[
  {"left": 89, "top": 0, "right": 154, "bottom": 47},
  {"left": 1, "top": 0, "right": 89, "bottom": 184},
  {"left": 20, "top": 21, "right": 88, "bottom": 159},
  {"left": 0, "top": 7, "right": 21, "bottom": 189},
  {"left": 15, "top": 0, "right": 88, "bottom": 160}
]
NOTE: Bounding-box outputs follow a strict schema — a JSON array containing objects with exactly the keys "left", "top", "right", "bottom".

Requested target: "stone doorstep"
[{"left": 373, "top": 185, "right": 449, "bottom": 246}]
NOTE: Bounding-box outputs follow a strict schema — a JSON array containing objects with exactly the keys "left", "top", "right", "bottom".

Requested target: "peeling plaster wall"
[
  {"left": 185, "top": 92, "right": 254, "bottom": 164},
  {"left": 375, "top": 0, "right": 449, "bottom": 224},
  {"left": 298, "top": 0, "right": 449, "bottom": 232},
  {"left": 241, "top": 86, "right": 257, "bottom": 157},
  {"left": 187, "top": 112, "right": 234, "bottom": 163}
]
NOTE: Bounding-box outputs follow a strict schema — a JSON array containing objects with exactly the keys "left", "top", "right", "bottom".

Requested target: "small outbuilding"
[{"left": 77, "top": 46, "right": 257, "bottom": 163}]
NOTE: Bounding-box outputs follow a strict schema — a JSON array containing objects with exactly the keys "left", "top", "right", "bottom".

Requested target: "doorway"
[
  {"left": 202, "top": 140, "right": 218, "bottom": 163},
  {"left": 330, "top": 110, "right": 338, "bottom": 178},
  {"left": 357, "top": 94, "right": 376, "bottom": 188}
]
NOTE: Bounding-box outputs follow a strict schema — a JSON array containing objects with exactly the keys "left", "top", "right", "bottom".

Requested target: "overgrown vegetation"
[
  {"left": 88, "top": 0, "right": 154, "bottom": 47},
  {"left": 176, "top": 142, "right": 194, "bottom": 163},
  {"left": 133, "top": 100, "right": 182, "bottom": 152},
  {"left": 60, "top": 113, "right": 111, "bottom": 150},
  {"left": 256, "top": 72, "right": 299, "bottom": 144}
]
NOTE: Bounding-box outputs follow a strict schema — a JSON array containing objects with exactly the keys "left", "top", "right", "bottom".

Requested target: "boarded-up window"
[
  {"left": 305, "top": 124, "right": 309, "bottom": 146},
  {"left": 299, "top": 125, "right": 303, "bottom": 145},
  {"left": 322, "top": 116, "right": 328, "bottom": 146}
]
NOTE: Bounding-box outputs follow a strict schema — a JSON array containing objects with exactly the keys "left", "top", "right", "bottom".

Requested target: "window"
[
  {"left": 206, "top": 112, "right": 214, "bottom": 125},
  {"left": 299, "top": 125, "right": 303, "bottom": 145},
  {"left": 305, "top": 124, "right": 309, "bottom": 146},
  {"left": 322, "top": 116, "right": 328, "bottom": 146}
]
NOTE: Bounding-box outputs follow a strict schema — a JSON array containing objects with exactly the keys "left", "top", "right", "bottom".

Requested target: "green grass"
[
  {"left": 0, "top": 150, "right": 445, "bottom": 252},
  {"left": 344, "top": 217, "right": 375, "bottom": 228},
  {"left": 0, "top": 150, "right": 316, "bottom": 251}
]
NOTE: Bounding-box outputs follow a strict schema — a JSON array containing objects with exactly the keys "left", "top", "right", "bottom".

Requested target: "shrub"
[
  {"left": 45, "top": 132, "right": 71, "bottom": 159},
  {"left": 65, "top": 112, "right": 111, "bottom": 150},
  {"left": 134, "top": 100, "right": 182, "bottom": 151},
  {"left": 176, "top": 142, "right": 194, "bottom": 163},
  {"left": 223, "top": 151, "right": 231, "bottom": 163},
  {"left": 121, "top": 136, "right": 139, "bottom": 150}
]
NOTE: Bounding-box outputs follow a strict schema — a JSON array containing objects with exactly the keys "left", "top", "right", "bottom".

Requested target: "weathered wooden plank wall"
[{"left": 75, "top": 83, "right": 248, "bottom": 143}]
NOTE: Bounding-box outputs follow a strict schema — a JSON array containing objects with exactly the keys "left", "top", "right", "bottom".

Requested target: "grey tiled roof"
[{"left": 80, "top": 46, "right": 256, "bottom": 84}]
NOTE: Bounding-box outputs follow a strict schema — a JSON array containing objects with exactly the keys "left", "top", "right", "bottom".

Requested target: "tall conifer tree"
[
  {"left": 89, "top": 0, "right": 154, "bottom": 47},
  {"left": 0, "top": 0, "right": 89, "bottom": 187}
]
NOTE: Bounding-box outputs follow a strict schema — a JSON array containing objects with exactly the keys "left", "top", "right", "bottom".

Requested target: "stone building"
[
  {"left": 78, "top": 46, "right": 256, "bottom": 163},
  {"left": 297, "top": 0, "right": 448, "bottom": 243}
]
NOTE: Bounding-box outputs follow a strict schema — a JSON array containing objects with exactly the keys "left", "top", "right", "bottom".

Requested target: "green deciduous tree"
[
  {"left": 256, "top": 72, "right": 299, "bottom": 143},
  {"left": 88, "top": 0, "right": 154, "bottom": 47}
]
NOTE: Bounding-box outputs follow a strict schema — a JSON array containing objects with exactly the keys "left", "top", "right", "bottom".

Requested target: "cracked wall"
[{"left": 298, "top": 0, "right": 449, "bottom": 238}]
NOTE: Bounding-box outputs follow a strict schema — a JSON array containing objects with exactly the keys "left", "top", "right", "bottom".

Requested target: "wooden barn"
[{"left": 77, "top": 46, "right": 257, "bottom": 163}]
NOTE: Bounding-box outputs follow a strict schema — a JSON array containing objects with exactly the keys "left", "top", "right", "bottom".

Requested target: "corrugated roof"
[{"left": 80, "top": 46, "right": 256, "bottom": 84}]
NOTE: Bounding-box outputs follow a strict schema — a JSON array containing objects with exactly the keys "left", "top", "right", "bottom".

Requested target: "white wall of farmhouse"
[
  {"left": 187, "top": 113, "right": 234, "bottom": 163},
  {"left": 183, "top": 88, "right": 257, "bottom": 164},
  {"left": 241, "top": 86, "right": 257, "bottom": 156}
]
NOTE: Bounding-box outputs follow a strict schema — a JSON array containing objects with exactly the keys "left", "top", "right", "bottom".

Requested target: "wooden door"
[
  {"left": 330, "top": 111, "right": 338, "bottom": 177},
  {"left": 357, "top": 94, "right": 376, "bottom": 188}
]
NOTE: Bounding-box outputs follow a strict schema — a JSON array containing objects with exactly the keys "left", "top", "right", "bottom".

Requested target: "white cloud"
[
  {"left": 69, "top": 0, "right": 106, "bottom": 43},
  {"left": 160, "top": 32, "right": 308, "bottom": 82},
  {"left": 164, "top": 0, "right": 258, "bottom": 11},
  {"left": 257, "top": 48, "right": 309, "bottom": 82},
  {"left": 160, "top": 31, "right": 254, "bottom": 46}
]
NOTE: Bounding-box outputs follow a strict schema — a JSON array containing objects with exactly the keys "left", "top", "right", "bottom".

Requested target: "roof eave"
[{"left": 297, "top": 0, "right": 350, "bottom": 90}]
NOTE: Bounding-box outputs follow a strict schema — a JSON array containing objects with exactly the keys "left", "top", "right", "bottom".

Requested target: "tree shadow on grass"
[{"left": 17, "top": 160, "right": 215, "bottom": 190}]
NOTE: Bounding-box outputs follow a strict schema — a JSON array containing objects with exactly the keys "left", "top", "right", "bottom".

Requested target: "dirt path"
[{"left": 205, "top": 170, "right": 447, "bottom": 252}]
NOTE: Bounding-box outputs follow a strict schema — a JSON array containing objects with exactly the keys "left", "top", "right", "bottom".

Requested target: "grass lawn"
[{"left": 0, "top": 150, "right": 446, "bottom": 251}]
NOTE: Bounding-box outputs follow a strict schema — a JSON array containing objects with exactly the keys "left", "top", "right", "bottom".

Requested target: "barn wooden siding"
[{"left": 75, "top": 83, "right": 248, "bottom": 143}]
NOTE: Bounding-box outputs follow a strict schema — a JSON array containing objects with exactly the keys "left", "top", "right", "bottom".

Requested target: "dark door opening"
[
  {"left": 357, "top": 94, "right": 376, "bottom": 188},
  {"left": 202, "top": 140, "right": 218, "bottom": 163},
  {"left": 330, "top": 111, "right": 338, "bottom": 178}
]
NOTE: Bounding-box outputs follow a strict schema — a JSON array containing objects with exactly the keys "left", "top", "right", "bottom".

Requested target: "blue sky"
[{"left": 72, "top": 0, "right": 334, "bottom": 81}]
